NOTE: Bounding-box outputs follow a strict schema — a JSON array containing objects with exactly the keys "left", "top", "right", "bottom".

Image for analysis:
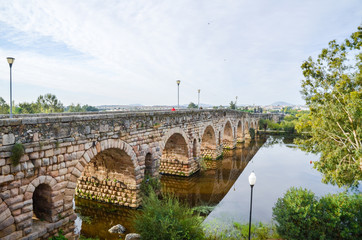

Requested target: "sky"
[{"left": 0, "top": 0, "right": 361, "bottom": 107}]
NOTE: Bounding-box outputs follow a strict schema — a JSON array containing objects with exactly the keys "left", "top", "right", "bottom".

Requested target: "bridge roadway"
[{"left": 0, "top": 109, "right": 280, "bottom": 239}]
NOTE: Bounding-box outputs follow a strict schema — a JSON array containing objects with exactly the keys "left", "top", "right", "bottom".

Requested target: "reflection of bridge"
[
  {"left": 161, "top": 139, "right": 264, "bottom": 206},
  {"left": 0, "top": 110, "right": 280, "bottom": 239}
]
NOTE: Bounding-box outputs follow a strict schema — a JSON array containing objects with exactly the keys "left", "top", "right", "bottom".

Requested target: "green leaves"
[
  {"left": 298, "top": 25, "right": 362, "bottom": 187},
  {"left": 273, "top": 188, "right": 362, "bottom": 240}
]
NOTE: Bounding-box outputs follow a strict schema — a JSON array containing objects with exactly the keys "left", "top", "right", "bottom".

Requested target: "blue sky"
[{"left": 0, "top": 0, "right": 361, "bottom": 106}]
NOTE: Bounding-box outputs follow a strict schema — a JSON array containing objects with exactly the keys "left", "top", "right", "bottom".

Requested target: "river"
[{"left": 75, "top": 136, "right": 351, "bottom": 239}]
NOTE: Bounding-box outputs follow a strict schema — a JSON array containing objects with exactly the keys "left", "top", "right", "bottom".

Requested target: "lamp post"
[
  {"left": 198, "top": 89, "right": 200, "bottom": 109},
  {"left": 248, "top": 172, "right": 256, "bottom": 240},
  {"left": 7, "top": 57, "right": 15, "bottom": 118},
  {"left": 176, "top": 80, "right": 181, "bottom": 109}
]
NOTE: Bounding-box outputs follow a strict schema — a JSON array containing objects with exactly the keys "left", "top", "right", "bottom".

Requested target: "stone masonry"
[{"left": 0, "top": 109, "right": 280, "bottom": 239}]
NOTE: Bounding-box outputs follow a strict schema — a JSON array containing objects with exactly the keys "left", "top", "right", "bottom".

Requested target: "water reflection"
[{"left": 161, "top": 138, "right": 265, "bottom": 207}]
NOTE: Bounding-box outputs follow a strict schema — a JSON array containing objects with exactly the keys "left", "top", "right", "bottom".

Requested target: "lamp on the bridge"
[
  {"left": 7, "top": 57, "right": 15, "bottom": 119},
  {"left": 176, "top": 80, "right": 181, "bottom": 109},
  {"left": 198, "top": 89, "right": 200, "bottom": 109},
  {"left": 248, "top": 171, "right": 256, "bottom": 240}
]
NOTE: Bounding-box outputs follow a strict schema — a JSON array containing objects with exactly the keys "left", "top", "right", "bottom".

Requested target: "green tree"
[
  {"left": 36, "top": 94, "right": 64, "bottom": 113},
  {"left": 297, "top": 25, "right": 362, "bottom": 187},
  {"left": 187, "top": 102, "right": 198, "bottom": 109},
  {"left": 229, "top": 101, "right": 236, "bottom": 110},
  {"left": 0, "top": 97, "right": 9, "bottom": 114},
  {"left": 17, "top": 102, "right": 39, "bottom": 114},
  {"left": 67, "top": 103, "right": 85, "bottom": 112}
]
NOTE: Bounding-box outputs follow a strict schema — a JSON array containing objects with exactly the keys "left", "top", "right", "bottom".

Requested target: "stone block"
[
  {"left": 2, "top": 165, "right": 10, "bottom": 175},
  {"left": 0, "top": 209, "right": 12, "bottom": 223},
  {"left": 0, "top": 175, "right": 14, "bottom": 184},
  {"left": 0, "top": 224, "right": 16, "bottom": 238},
  {"left": 14, "top": 211, "right": 32, "bottom": 223},
  {"left": 0, "top": 215, "right": 14, "bottom": 231},
  {"left": 2, "top": 134, "right": 15, "bottom": 146}
]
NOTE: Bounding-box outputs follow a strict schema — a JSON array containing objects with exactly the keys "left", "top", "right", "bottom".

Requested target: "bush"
[
  {"left": 10, "top": 143, "right": 24, "bottom": 166},
  {"left": 140, "top": 175, "right": 161, "bottom": 198},
  {"left": 134, "top": 191, "right": 204, "bottom": 240},
  {"left": 273, "top": 187, "right": 362, "bottom": 240},
  {"left": 204, "top": 221, "right": 279, "bottom": 240}
]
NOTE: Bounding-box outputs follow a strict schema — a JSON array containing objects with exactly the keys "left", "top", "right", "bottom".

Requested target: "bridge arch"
[
  {"left": 223, "top": 120, "right": 234, "bottom": 148},
  {"left": 200, "top": 125, "right": 217, "bottom": 159},
  {"left": 70, "top": 139, "right": 140, "bottom": 207},
  {"left": 159, "top": 128, "right": 192, "bottom": 175},
  {"left": 22, "top": 174, "right": 59, "bottom": 233}
]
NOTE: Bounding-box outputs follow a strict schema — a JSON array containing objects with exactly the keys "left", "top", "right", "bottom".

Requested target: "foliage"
[
  {"left": 140, "top": 175, "right": 161, "bottom": 198},
  {"left": 272, "top": 187, "right": 319, "bottom": 240},
  {"left": 36, "top": 93, "right": 64, "bottom": 113},
  {"left": 10, "top": 143, "right": 24, "bottom": 166},
  {"left": 258, "top": 119, "right": 268, "bottom": 131},
  {"left": 66, "top": 103, "right": 99, "bottom": 112},
  {"left": 134, "top": 190, "right": 205, "bottom": 240},
  {"left": 0, "top": 97, "right": 9, "bottom": 114},
  {"left": 204, "top": 221, "right": 279, "bottom": 240},
  {"left": 297, "top": 25, "right": 362, "bottom": 187},
  {"left": 192, "top": 205, "right": 215, "bottom": 216},
  {"left": 49, "top": 230, "right": 67, "bottom": 240},
  {"left": 188, "top": 102, "right": 198, "bottom": 109},
  {"left": 249, "top": 128, "right": 255, "bottom": 139},
  {"left": 229, "top": 101, "right": 236, "bottom": 110},
  {"left": 272, "top": 187, "right": 362, "bottom": 240}
]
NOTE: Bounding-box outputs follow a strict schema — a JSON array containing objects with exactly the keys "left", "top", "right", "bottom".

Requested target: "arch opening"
[
  {"left": 33, "top": 184, "right": 52, "bottom": 222},
  {"left": 223, "top": 121, "right": 234, "bottom": 148},
  {"left": 76, "top": 147, "right": 138, "bottom": 207},
  {"left": 162, "top": 133, "right": 189, "bottom": 162},
  {"left": 160, "top": 133, "right": 195, "bottom": 176},
  {"left": 201, "top": 125, "right": 217, "bottom": 159}
]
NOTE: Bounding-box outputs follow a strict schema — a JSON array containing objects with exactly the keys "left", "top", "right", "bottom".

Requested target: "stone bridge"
[{"left": 0, "top": 109, "right": 280, "bottom": 239}]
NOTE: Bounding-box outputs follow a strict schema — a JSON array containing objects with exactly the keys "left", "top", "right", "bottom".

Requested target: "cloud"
[{"left": 0, "top": 0, "right": 361, "bottom": 106}]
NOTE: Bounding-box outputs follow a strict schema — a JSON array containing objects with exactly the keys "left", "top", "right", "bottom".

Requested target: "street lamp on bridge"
[
  {"left": 176, "top": 80, "right": 181, "bottom": 109},
  {"left": 7, "top": 57, "right": 15, "bottom": 118},
  {"left": 198, "top": 89, "right": 200, "bottom": 109}
]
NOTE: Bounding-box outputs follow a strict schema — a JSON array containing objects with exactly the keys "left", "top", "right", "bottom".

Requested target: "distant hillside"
[{"left": 271, "top": 101, "right": 294, "bottom": 106}]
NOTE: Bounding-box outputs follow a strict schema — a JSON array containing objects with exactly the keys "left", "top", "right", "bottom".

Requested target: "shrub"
[
  {"left": 134, "top": 191, "right": 204, "bottom": 240},
  {"left": 273, "top": 187, "right": 362, "bottom": 240},
  {"left": 10, "top": 143, "right": 25, "bottom": 166},
  {"left": 140, "top": 175, "right": 161, "bottom": 198},
  {"left": 273, "top": 187, "right": 319, "bottom": 240}
]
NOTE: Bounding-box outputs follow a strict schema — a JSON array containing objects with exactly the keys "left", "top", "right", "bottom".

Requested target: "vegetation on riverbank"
[
  {"left": 273, "top": 187, "right": 362, "bottom": 240},
  {"left": 0, "top": 94, "right": 98, "bottom": 114}
]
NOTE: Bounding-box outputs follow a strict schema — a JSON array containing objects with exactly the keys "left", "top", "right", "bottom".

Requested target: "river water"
[{"left": 75, "top": 136, "right": 350, "bottom": 239}]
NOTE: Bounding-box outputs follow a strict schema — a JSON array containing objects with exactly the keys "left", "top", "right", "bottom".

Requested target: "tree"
[
  {"left": 229, "top": 101, "right": 236, "bottom": 109},
  {"left": 187, "top": 102, "right": 198, "bottom": 109},
  {"left": 36, "top": 94, "right": 64, "bottom": 113},
  {"left": 297, "top": 25, "right": 362, "bottom": 187},
  {"left": 0, "top": 97, "right": 9, "bottom": 114},
  {"left": 17, "top": 102, "right": 39, "bottom": 114}
]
